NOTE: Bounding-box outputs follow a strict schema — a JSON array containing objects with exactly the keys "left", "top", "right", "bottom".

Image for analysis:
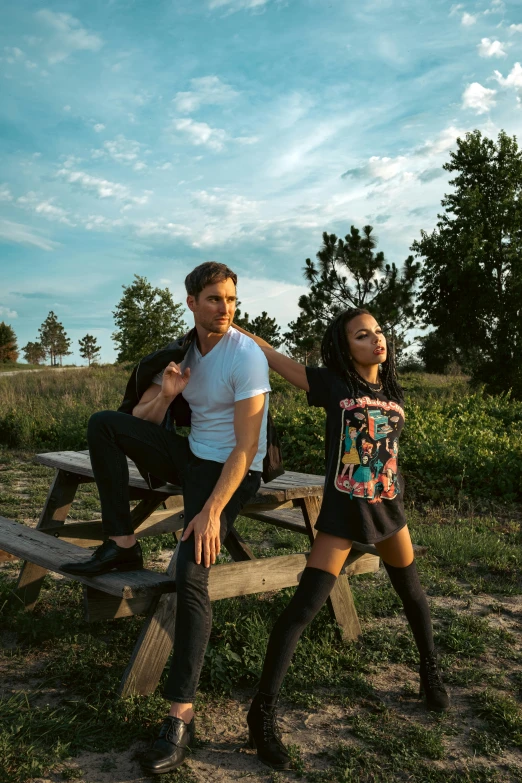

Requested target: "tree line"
[{"left": 1, "top": 129, "right": 520, "bottom": 396}]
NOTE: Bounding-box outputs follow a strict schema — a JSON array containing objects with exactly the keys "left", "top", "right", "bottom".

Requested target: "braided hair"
[{"left": 321, "top": 308, "right": 404, "bottom": 402}]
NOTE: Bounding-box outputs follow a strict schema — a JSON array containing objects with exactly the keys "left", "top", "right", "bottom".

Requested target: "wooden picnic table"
[{"left": 2, "top": 450, "right": 381, "bottom": 697}]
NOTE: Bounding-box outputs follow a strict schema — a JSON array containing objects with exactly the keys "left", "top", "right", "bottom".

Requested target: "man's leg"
[
  {"left": 61, "top": 410, "right": 190, "bottom": 575},
  {"left": 141, "top": 459, "right": 261, "bottom": 774}
]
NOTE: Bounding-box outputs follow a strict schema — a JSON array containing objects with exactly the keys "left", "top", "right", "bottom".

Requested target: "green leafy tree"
[
  {"left": 0, "top": 322, "right": 18, "bottom": 363},
  {"left": 22, "top": 341, "right": 46, "bottom": 365},
  {"left": 283, "top": 312, "right": 322, "bottom": 366},
  {"left": 298, "top": 226, "right": 420, "bottom": 357},
  {"left": 78, "top": 334, "right": 101, "bottom": 366},
  {"left": 234, "top": 306, "right": 283, "bottom": 348},
  {"left": 38, "top": 311, "right": 72, "bottom": 366},
  {"left": 112, "top": 275, "right": 188, "bottom": 364},
  {"left": 412, "top": 130, "right": 522, "bottom": 394}
]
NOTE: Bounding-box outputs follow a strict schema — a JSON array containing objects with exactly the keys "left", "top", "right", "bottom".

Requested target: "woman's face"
[{"left": 345, "top": 313, "right": 386, "bottom": 369}]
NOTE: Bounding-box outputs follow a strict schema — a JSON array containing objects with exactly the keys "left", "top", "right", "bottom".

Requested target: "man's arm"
[
  {"left": 132, "top": 362, "right": 191, "bottom": 424},
  {"left": 181, "top": 392, "right": 266, "bottom": 568}
]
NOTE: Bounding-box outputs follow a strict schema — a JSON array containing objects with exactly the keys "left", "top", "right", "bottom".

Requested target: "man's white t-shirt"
[{"left": 153, "top": 328, "right": 270, "bottom": 472}]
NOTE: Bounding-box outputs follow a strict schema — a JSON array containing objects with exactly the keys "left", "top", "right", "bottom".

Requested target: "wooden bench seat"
[
  {"left": 0, "top": 514, "right": 379, "bottom": 615},
  {"left": 0, "top": 515, "right": 176, "bottom": 600}
]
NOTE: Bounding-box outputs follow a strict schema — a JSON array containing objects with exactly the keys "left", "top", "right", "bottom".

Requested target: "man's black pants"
[{"left": 87, "top": 410, "right": 261, "bottom": 703}]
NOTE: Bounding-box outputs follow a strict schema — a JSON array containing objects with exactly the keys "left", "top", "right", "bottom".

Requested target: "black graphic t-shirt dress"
[{"left": 306, "top": 366, "right": 407, "bottom": 544}]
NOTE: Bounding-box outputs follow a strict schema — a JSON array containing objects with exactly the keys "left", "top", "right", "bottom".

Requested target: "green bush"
[{"left": 0, "top": 367, "right": 521, "bottom": 505}]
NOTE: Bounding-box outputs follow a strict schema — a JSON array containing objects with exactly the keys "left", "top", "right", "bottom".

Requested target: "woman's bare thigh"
[
  {"left": 306, "top": 531, "right": 353, "bottom": 576},
  {"left": 374, "top": 525, "right": 414, "bottom": 567}
]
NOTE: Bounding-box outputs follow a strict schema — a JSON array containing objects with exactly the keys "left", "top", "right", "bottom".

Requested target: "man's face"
[{"left": 187, "top": 277, "right": 237, "bottom": 334}]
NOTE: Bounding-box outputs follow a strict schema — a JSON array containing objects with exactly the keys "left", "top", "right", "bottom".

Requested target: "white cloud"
[
  {"left": 4, "top": 46, "right": 24, "bottom": 60},
  {"left": 83, "top": 214, "right": 125, "bottom": 231},
  {"left": 133, "top": 219, "right": 192, "bottom": 239},
  {"left": 0, "top": 184, "right": 13, "bottom": 202},
  {"left": 0, "top": 219, "right": 59, "bottom": 250},
  {"left": 56, "top": 168, "right": 151, "bottom": 204},
  {"left": 193, "top": 189, "right": 261, "bottom": 217},
  {"left": 36, "top": 9, "right": 103, "bottom": 63},
  {"left": 510, "top": 24, "right": 522, "bottom": 33},
  {"left": 419, "top": 125, "right": 464, "bottom": 155},
  {"left": 34, "top": 200, "right": 74, "bottom": 225},
  {"left": 91, "top": 135, "right": 148, "bottom": 169},
  {"left": 172, "top": 118, "right": 227, "bottom": 151},
  {"left": 0, "top": 306, "right": 18, "bottom": 319},
  {"left": 93, "top": 123, "right": 105, "bottom": 132},
  {"left": 157, "top": 162, "right": 172, "bottom": 170},
  {"left": 63, "top": 104, "right": 71, "bottom": 112},
  {"left": 449, "top": 4, "right": 463, "bottom": 16},
  {"left": 478, "top": 37, "right": 507, "bottom": 57},
  {"left": 493, "top": 62, "right": 522, "bottom": 91},
  {"left": 173, "top": 75, "right": 238, "bottom": 113},
  {"left": 236, "top": 135, "right": 259, "bottom": 145},
  {"left": 208, "top": 0, "right": 270, "bottom": 12},
  {"left": 461, "top": 12, "right": 477, "bottom": 25},
  {"left": 462, "top": 82, "right": 496, "bottom": 113},
  {"left": 133, "top": 161, "right": 147, "bottom": 171}
]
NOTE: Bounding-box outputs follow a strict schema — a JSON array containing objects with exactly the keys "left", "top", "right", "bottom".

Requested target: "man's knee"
[
  {"left": 175, "top": 544, "right": 210, "bottom": 597},
  {"left": 87, "top": 410, "right": 122, "bottom": 440}
]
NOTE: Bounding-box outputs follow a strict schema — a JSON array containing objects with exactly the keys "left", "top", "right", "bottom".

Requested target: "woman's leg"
[
  {"left": 375, "top": 526, "right": 449, "bottom": 711},
  {"left": 248, "top": 532, "right": 352, "bottom": 769}
]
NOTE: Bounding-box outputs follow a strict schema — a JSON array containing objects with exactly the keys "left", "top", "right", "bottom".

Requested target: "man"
[{"left": 61, "top": 261, "right": 271, "bottom": 774}]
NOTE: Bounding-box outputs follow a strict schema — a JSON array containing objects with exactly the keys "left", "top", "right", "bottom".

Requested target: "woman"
[{"left": 234, "top": 308, "right": 449, "bottom": 771}]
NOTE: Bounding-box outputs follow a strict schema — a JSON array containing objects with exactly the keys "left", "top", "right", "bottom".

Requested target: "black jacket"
[{"left": 118, "top": 329, "right": 284, "bottom": 484}]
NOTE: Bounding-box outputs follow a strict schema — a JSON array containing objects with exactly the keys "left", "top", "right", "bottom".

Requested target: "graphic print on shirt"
[{"left": 335, "top": 396, "right": 405, "bottom": 504}]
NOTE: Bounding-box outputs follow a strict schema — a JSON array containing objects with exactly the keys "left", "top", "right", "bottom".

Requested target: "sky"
[{"left": 1, "top": 0, "right": 521, "bottom": 364}]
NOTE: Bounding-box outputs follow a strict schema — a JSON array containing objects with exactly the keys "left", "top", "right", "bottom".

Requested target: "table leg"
[
  {"left": 16, "top": 469, "right": 80, "bottom": 610},
  {"left": 298, "top": 496, "right": 362, "bottom": 641},
  {"left": 118, "top": 513, "right": 256, "bottom": 695},
  {"left": 118, "top": 541, "right": 180, "bottom": 697}
]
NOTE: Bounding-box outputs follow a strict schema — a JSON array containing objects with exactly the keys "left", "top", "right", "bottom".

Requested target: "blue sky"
[{"left": 1, "top": 0, "right": 521, "bottom": 363}]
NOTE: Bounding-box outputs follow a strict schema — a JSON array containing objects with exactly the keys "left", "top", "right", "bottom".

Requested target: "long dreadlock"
[{"left": 321, "top": 308, "right": 404, "bottom": 402}]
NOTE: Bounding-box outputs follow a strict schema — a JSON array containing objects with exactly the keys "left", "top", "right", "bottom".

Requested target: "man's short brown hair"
[{"left": 184, "top": 262, "right": 238, "bottom": 299}]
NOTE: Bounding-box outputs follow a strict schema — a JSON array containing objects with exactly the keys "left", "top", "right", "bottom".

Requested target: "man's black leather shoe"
[
  {"left": 60, "top": 539, "right": 143, "bottom": 576},
  {"left": 141, "top": 716, "right": 195, "bottom": 775}
]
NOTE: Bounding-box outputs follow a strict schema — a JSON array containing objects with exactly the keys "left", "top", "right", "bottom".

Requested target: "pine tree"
[
  {"left": 38, "top": 312, "right": 72, "bottom": 366},
  {"left": 78, "top": 334, "right": 101, "bottom": 366},
  {"left": 112, "top": 275, "right": 188, "bottom": 364},
  {"left": 298, "top": 226, "right": 420, "bottom": 358},
  {"left": 283, "top": 313, "right": 322, "bottom": 366},
  {"left": 0, "top": 322, "right": 18, "bottom": 363}
]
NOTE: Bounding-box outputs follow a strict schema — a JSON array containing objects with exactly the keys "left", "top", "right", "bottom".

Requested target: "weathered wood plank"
[
  {"left": 299, "top": 495, "right": 363, "bottom": 641},
  {"left": 46, "top": 504, "right": 186, "bottom": 547},
  {"left": 35, "top": 451, "right": 325, "bottom": 502},
  {"left": 85, "top": 550, "right": 379, "bottom": 621},
  {"left": 118, "top": 541, "right": 180, "bottom": 696},
  {"left": 223, "top": 527, "right": 255, "bottom": 562},
  {"left": 0, "top": 549, "right": 18, "bottom": 562},
  {"left": 1, "top": 516, "right": 175, "bottom": 599},
  {"left": 16, "top": 470, "right": 79, "bottom": 609}
]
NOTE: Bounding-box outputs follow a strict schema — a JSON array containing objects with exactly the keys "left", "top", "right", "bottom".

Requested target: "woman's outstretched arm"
[{"left": 232, "top": 323, "right": 309, "bottom": 392}]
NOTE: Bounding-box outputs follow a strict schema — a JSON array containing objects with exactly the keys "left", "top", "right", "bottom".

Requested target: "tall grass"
[
  {"left": 1, "top": 366, "right": 521, "bottom": 504},
  {"left": 0, "top": 366, "right": 127, "bottom": 450}
]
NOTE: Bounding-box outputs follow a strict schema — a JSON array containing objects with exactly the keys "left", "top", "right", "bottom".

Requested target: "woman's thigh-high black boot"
[
  {"left": 383, "top": 560, "right": 449, "bottom": 712},
  {"left": 247, "top": 567, "right": 337, "bottom": 769}
]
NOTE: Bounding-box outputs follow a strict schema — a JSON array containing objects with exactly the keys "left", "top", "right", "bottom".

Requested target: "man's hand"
[
  {"left": 161, "top": 361, "right": 191, "bottom": 399},
  {"left": 181, "top": 507, "right": 221, "bottom": 568}
]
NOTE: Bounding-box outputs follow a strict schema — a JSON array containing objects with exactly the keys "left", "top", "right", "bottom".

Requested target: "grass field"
[{"left": 0, "top": 369, "right": 521, "bottom": 782}]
